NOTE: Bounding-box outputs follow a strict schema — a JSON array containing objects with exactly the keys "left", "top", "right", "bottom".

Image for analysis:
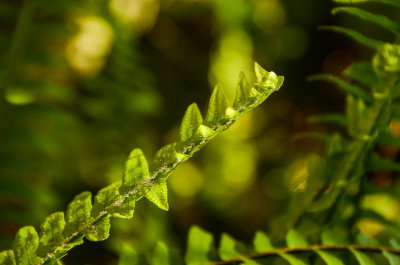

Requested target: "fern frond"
[
  {"left": 333, "top": 0, "right": 400, "bottom": 7},
  {"left": 318, "top": 25, "right": 384, "bottom": 49},
  {"left": 185, "top": 227, "right": 400, "bottom": 265},
  {"left": 332, "top": 7, "right": 400, "bottom": 34},
  {"left": 0, "top": 63, "right": 283, "bottom": 265}
]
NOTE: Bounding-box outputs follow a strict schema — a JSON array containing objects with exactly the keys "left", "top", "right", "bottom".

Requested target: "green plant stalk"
[
  {"left": 210, "top": 243, "right": 400, "bottom": 265},
  {"left": 36, "top": 84, "right": 278, "bottom": 265}
]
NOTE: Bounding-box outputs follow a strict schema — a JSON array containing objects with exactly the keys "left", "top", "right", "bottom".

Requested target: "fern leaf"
[
  {"left": 118, "top": 245, "right": 138, "bottom": 265},
  {"left": 93, "top": 183, "right": 135, "bottom": 218},
  {"left": 286, "top": 230, "right": 309, "bottom": 248},
  {"left": 63, "top": 192, "right": 92, "bottom": 236},
  {"left": 253, "top": 232, "right": 274, "bottom": 252},
  {"left": 318, "top": 26, "right": 383, "bottom": 49},
  {"left": 254, "top": 62, "right": 283, "bottom": 92},
  {"left": 152, "top": 242, "right": 169, "bottom": 265},
  {"left": 344, "top": 62, "right": 379, "bottom": 87},
  {"left": 204, "top": 84, "right": 228, "bottom": 127},
  {"left": 38, "top": 212, "right": 65, "bottom": 256},
  {"left": 333, "top": 0, "right": 400, "bottom": 7},
  {"left": 369, "top": 153, "right": 400, "bottom": 171},
  {"left": 315, "top": 250, "right": 345, "bottom": 265},
  {"left": 233, "top": 71, "right": 251, "bottom": 109},
  {"left": 179, "top": 103, "right": 203, "bottom": 143},
  {"left": 185, "top": 226, "right": 215, "bottom": 265},
  {"left": 218, "top": 234, "right": 247, "bottom": 260},
  {"left": 308, "top": 113, "right": 347, "bottom": 126},
  {"left": 332, "top": 7, "right": 400, "bottom": 34},
  {"left": 0, "top": 250, "right": 16, "bottom": 265},
  {"left": 350, "top": 248, "right": 377, "bottom": 265},
  {"left": 144, "top": 179, "right": 169, "bottom": 211},
  {"left": 120, "top": 148, "right": 150, "bottom": 194},
  {"left": 13, "top": 226, "right": 41, "bottom": 265},
  {"left": 308, "top": 74, "right": 373, "bottom": 103},
  {"left": 151, "top": 144, "right": 189, "bottom": 176},
  {"left": 383, "top": 250, "right": 400, "bottom": 265},
  {"left": 84, "top": 215, "right": 111, "bottom": 242}
]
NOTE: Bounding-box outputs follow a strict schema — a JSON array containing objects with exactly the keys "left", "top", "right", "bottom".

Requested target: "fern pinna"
[
  {"left": 181, "top": 0, "right": 400, "bottom": 264},
  {"left": 0, "top": 63, "right": 284, "bottom": 265}
]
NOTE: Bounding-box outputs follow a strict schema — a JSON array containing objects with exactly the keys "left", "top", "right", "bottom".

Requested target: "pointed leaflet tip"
[
  {"left": 179, "top": 103, "right": 203, "bottom": 142},
  {"left": 145, "top": 180, "right": 169, "bottom": 211},
  {"left": 205, "top": 83, "right": 228, "bottom": 127},
  {"left": 121, "top": 148, "right": 150, "bottom": 193},
  {"left": 233, "top": 71, "right": 250, "bottom": 109},
  {"left": 254, "top": 62, "right": 279, "bottom": 91}
]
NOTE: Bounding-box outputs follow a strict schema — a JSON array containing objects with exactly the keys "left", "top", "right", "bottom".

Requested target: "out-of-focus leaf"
[
  {"left": 118, "top": 245, "right": 138, "bottom": 265},
  {"left": 318, "top": 26, "right": 383, "bottom": 49},
  {"left": 332, "top": 7, "right": 400, "bottom": 33},
  {"left": 152, "top": 242, "right": 169, "bottom": 265},
  {"left": 286, "top": 230, "right": 309, "bottom": 248},
  {"left": 383, "top": 251, "right": 400, "bottom": 265},
  {"left": 350, "top": 248, "right": 377, "bottom": 265},
  {"left": 344, "top": 62, "right": 379, "bottom": 87},
  {"left": 253, "top": 232, "right": 274, "bottom": 252},
  {"left": 334, "top": 0, "right": 400, "bottom": 7},
  {"left": 315, "top": 250, "right": 344, "bottom": 265},
  {"left": 309, "top": 74, "right": 373, "bottom": 103},
  {"left": 185, "top": 226, "right": 215, "bottom": 265},
  {"left": 0, "top": 250, "right": 16, "bottom": 265}
]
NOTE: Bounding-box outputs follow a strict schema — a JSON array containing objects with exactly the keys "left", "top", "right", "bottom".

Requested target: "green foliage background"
[{"left": 1, "top": 0, "right": 399, "bottom": 264}]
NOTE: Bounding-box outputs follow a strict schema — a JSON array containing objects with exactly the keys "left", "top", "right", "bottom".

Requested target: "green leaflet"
[
  {"left": 144, "top": 179, "right": 169, "bottom": 211},
  {"left": 318, "top": 26, "right": 383, "bottom": 49},
  {"left": 308, "top": 74, "right": 373, "bottom": 103},
  {"left": 333, "top": 0, "right": 400, "bottom": 7},
  {"left": 13, "top": 226, "right": 41, "bottom": 265},
  {"left": 350, "top": 248, "right": 377, "bottom": 265},
  {"left": 63, "top": 192, "right": 92, "bottom": 236},
  {"left": 38, "top": 212, "right": 65, "bottom": 256},
  {"left": 344, "top": 61, "right": 379, "bottom": 87},
  {"left": 118, "top": 244, "right": 138, "bottom": 265},
  {"left": 308, "top": 113, "right": 347, "bottom": 126},
  {"left": 253, "top": 231, "right": 307, "bottom": 265},
  {"left": 253, "top": 232, "right": 274, "bottom": 252},
  {"left": 151, "top": 144, "right": 189, "bottom": 176},
  {"left": 286, "top": 230, "right": 309, "bottom": 248},
  {"left": 185, "top": 226, "right": 214, "bottom": 265},
  {"left": 179, "top": 103, "right": 203, "bottom": 143},
  {"left": 152, "top": 242, "right": 169, "bottom": 265},
  {"left": 0, "top": 250, "right": 16, "bottom": 265},
  {"left": 383, "top": 251, "right": 400, "bottom": 265},
  {"left": 120, "top": 148, "right": 150, "bottom": 194},
  {"left": 219, "top": 234, "right": 246, "bottom": 260},
  {"left": 315, "top": 250, "right": 344, "bottom": 265},
  {"left": 254, "top": 62, "right": 282, "bottom": 91},
  {"left": 332, "top": 7, "right": 400, "bottom": 34},
  {"left": 369, "top": 153, "right": 400, "bottom": 172},
  {"left": 93, "top": 183, "right": 135, "bottom": 219},
  {"left": 84, "top": 215, "right": 111, "bottom": 241},
  {"left": 204, "top": 84, "right": 228, "bottom": 127},
  {"left": 233, "top": 71, "right": 250, "bottom": 109}
]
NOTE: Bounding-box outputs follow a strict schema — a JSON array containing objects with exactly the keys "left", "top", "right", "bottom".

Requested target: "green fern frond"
[
  {"left": 0, "top": 63, "right": 283, "bottom": 265},
  {"left": 185, "top": 227, "right": 400, "bottom": 265}
]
